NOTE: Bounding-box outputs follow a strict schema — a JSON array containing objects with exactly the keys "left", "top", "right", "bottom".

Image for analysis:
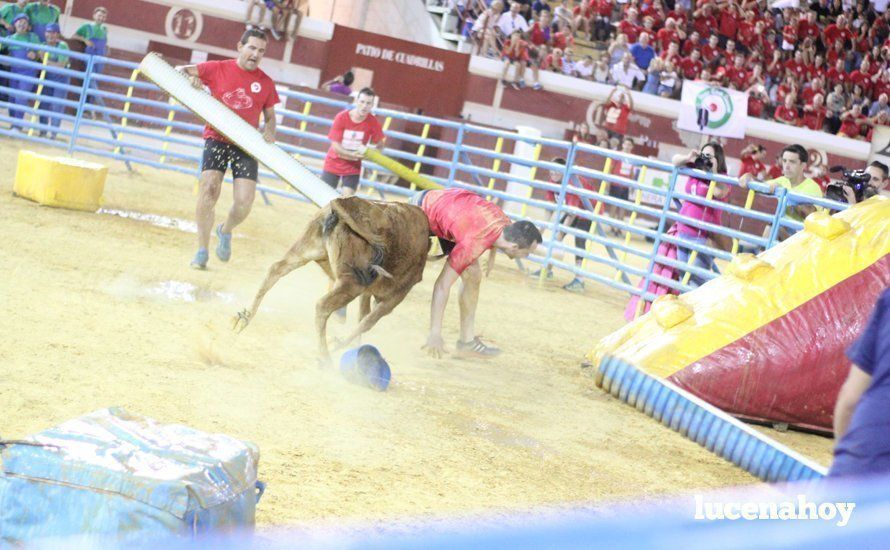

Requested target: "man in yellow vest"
[{"left": 740, "top": 143, "right": 823, "bottom": 241}]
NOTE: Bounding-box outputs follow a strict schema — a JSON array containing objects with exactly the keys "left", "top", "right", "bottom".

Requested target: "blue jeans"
[
  {"left": 676, "top": 234, "right": 714, "bottom": 288},
  {"left": 8, "top": 73, "right": 35, "bottom": 122},
  {"left": 39, "top": 76, "right": 70, "bottom": 135}
]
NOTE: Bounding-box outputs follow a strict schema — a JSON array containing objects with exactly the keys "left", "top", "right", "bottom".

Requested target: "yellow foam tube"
[
  {"left": 13, "top": 150, "right": 107, "bottom": 212},
  {"left": 363, "top": 147, "right": 442, "bottom": 191},
  {"left": 586, "top": 196, "right": 890, "bottom": 378}
]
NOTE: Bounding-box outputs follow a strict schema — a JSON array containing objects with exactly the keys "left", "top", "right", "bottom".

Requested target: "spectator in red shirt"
[
  {"left": 702, "top": 34, "right": 721, "bottom": 64},
  {"left": 413, "top": 188, "right": 542, "bottom": 358},
  {"left": 500, "top": 29, "right": 542, "bottom": 90},
  {"left": 826, "top": 58, "right": 848, "bottom": 89},
  {"left": 528, "top": 10, "right": 554, "bottom": 48},
  {"left": 774, "top": 94, "right": 800, "bottom": 125},
  {"left": 826, "top": 38, "right": 845, "bottom": 67},
  {"left": 726, "top": 53, "right": 749, "bottom": 90},
  {"left": 781, "top": 13, "right": 799, "bottom": 51},
  {"left": 739, "top": 144, "right": 767, "bottom": 179},
  {"left": 784, "top": 50, "right": 807, "bottom": 81},
  {"left": 601, "top": 85, "right": 634, "bottom": 138},
  {"left": 178, "top": 28, "right": 280, "bottom": 269},
  {"left": 798, "top": 10, "right": 821, "bottom": 43},
  {"left": 800, "top": 77, "right": 825, "bottom": 106},
  {"left": 692, "top": 3, "right": 718, "bottom": 39},
  {"left": 681, "top": 30, "right": 701, "bottom": 56},
  {"left": 656, "top": 17, "right": 685, "bottom": 51},
  {"left": 747, "top": 84, "right": 769, "bottom": 117},
  {"left": 552, "top": 28, "right": 575, "bottom": 50},
  {"left": 679, "top": 49, "right": 703, "bottom": 79},
  {"left": 322, "top": 87, "right": 385, "bottom": 197},
  {"left": 849, "top": 58, "right": 874, "bottom": 96},
  {"left": 807, "top": 54, "right": 826, "bottom": 81},
  {"left": 801, "top": 93, "right": 828, "bottom": 131},
  {"left": 737, "top": 11, "right": 758, "bottom": 53},
  {"left": 660, "top": 41, "right": 681, "bottom": 65},
  {"left": 838, "top": 104, "right": 867, "bottom": 139},
  {"left": 572, "top": 0, "right": 595, "bottom": 38},
  {"left": 775, "top": 74, "right": 798, "bottom": 107},
  {"left": 824, "top": 15, "right": 852, "bottom": 52},
  {"left": 716, "top": 2, "right": 740, "bottom": 46},
  {"left": 721, "top": 39, "right": 738, "bottom": 63},
  {"left": 592, "top": 0, "right": 614, "bottom": 41},
  {"left": 618, "top": 8, "right": 642, "bottom": 43}
]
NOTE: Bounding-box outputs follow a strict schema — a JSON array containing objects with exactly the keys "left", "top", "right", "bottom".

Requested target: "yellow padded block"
[
  {"left": 804, "top": 210, "right": 851, "bottom": 240},
  {"left": 726, "top": 253, "right": 774, "bottom": 281},
  {"left": 13, "top": 150, "right": 107, "bottom": 212},
  {"left": 652, "top": 295, "right": 693, "bottom": 329}
]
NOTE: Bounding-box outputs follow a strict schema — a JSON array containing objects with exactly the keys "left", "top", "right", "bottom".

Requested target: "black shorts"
[
  {"left": 321, "top": 171, "right": 361, "bottom": 191},
  {"left": 202, "top": 138, "right": 258, "bottom": 181}
]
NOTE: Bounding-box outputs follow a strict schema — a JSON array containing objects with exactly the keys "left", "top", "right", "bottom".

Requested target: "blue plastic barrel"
[{"left": 339, "top": 345, "right": 392, "bottom": 391}]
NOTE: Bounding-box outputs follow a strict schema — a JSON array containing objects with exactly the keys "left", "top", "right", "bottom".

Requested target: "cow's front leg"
[{"left": 315, "top": 278, "right": 362, "bottom": 366}]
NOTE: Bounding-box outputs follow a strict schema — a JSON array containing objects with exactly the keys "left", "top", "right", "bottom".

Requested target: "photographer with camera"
[
  {"left": 825, "top": 161, "right": 888, "bottom": 206},
  {"left": 739, "top": 144, "right": 822, "bottom": 241},
  {"left": 670, "top": 143, "right": 730, "bottom": 288}
]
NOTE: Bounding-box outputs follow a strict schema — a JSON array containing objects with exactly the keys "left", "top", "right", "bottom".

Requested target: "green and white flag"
[{"left": 678, "top": 81, "right": 748, "bottom": 139}]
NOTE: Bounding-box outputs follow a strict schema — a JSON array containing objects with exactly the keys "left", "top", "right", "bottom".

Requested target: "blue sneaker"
[
  {"left": 528, "top": 268, "right": 554, "bottom": 280},
  {"left": 216, "top": 224, "right": 232, "bottom": 262},
  {"left": 563, "top": 278, "right": 585, "bottom": 293},
  {"left": 190, "top": 248, "right": 209, "bottom": 270}
]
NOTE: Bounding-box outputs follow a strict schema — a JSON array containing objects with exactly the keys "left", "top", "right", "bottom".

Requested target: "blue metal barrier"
[{"left": 0, "top": 37, "right": 850, "bottom": 316}]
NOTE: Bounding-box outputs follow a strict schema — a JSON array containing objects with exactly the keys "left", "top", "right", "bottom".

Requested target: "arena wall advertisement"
[{"left": 321, "top": 26, "right": 469, "bottom": 117}]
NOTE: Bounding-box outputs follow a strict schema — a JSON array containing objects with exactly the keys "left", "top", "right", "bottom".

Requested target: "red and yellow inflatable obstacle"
[{"left": 588, "top": 197, "right": 890, "bottom": 433}]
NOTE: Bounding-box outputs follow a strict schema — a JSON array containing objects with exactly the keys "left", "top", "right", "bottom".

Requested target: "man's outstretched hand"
[{"left": 422, "top": 334, "right": 446, "bottom": 358}]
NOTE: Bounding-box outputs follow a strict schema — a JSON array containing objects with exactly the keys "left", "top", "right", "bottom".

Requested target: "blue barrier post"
[
  {"left": 766, "top": 187, "right": 789, "bottom": 248},
  {"left": 448, "top": 124, "right": 464, "bottom": 187},
  {"left": 67, "top": 55, "right": 95, "bottom": 156}
]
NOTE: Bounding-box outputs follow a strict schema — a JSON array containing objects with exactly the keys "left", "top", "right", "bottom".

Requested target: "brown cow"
[{"left": 233, "top": 196, "right": 431, "bottom": 363}]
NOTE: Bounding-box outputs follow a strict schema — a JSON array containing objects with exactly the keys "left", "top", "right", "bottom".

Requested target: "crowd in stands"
[
  {"left": 456, "top": 0, "right": 890, "bottom": 141},
  {"left": 244, "top": 0, "right": 307, "bottom": 41}
]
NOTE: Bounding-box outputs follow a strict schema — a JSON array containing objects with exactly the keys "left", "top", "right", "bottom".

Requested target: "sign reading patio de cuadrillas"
[
  {"left": 355, "top": 43, "right": 445, "bottom": 72},
  {"left": 323, "top": 25, "right": 470, "bottom": 117}
]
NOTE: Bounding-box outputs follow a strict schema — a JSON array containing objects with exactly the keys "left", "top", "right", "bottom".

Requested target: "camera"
[
  {"left": 692, "top": 152, "right": 714, "bottom": 172},
  {"left": 825, "top": 166, "right": 879, "bottom": 204}
]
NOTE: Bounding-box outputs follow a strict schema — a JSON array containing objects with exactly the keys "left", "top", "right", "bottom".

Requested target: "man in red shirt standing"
[
  {"left": 321, "top": 87, "right": 386, "bottom": 198},
  {"left": 178, "top": 29, "right": 280, "bottom": 270},
  {"left": 409, "top": 188, "right": 542, "bottom": 358}
]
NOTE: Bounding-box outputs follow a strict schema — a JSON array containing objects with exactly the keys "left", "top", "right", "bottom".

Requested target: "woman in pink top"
[{"left": 670, "top": 142, "right": 730, "bottom": 288}]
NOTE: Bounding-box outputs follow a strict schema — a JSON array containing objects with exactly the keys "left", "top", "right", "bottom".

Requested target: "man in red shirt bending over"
[
  {"left": 410, "top": 188, "right": 542, "bottom": 358},
  {"left": 178, "top": 29, "right": 280, "bottom": 270},
  {"left": 322, "top": 87, "right": 386, "bottom": 197}
]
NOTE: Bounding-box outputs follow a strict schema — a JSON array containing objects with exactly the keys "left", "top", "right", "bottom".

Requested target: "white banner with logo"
[{"left": 678, "top": 81, "right": 748, "bottom": 139}]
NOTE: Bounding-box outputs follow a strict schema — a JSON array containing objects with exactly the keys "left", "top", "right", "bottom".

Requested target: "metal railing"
[{"left": 0, "top": 36, "right": 849, "bottom": 319}]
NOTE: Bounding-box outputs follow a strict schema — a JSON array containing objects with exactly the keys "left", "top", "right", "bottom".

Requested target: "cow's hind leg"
[
  {"left": 234, "top": 236, "right": 325, "bottom": 332},
  {"left": 316, "top": 278, "right": 363, "bottom": 364},
  {"left": 332, "top": 287, "right": 411, "bottom": 352}
]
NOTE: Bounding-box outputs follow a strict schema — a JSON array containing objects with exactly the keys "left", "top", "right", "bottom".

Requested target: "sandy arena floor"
[{"left": 0, "top": 139, "right": 833, "bottom": 530}]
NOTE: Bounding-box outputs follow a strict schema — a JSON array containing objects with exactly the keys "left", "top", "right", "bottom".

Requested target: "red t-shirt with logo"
[
  {"left": 323, "top": 109, "right": 385, "bottom": 176},
  {"left": 197, "top": 60, "right": 280, "bottom": 143},
  {"left": 420, "top": 189, "right": 510, "bottom": 275},
  {"left": 604, "top": 101, "right": 631, "bottom": 135}
]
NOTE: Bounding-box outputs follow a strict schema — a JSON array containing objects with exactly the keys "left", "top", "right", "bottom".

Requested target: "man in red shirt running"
[
  {"left": 178, "top": 29, "right": 280, "bottom": 270},
  {"left": 410, "top": 188, "right": 542, "bottom": 358},
  {"left": 321, "top": 87, "right": 386, "bottom": 197}
]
